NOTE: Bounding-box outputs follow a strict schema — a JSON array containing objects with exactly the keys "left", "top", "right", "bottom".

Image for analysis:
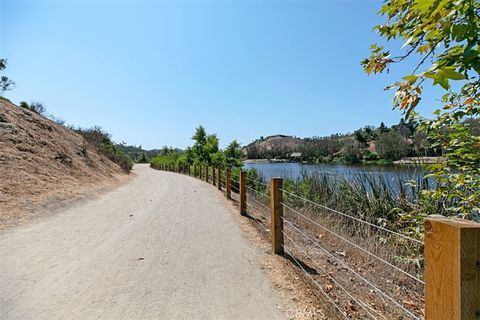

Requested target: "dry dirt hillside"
[
  {"left": 243, "top": 135, "right": 303, "bottom": 156},
  {"left": 0, "top": 99, "right": 127, "bottom": 228}
]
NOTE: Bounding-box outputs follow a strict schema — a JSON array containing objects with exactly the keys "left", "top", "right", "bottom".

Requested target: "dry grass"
[{"left": 0, "top": 100, "right": 127, "bottom": 229}]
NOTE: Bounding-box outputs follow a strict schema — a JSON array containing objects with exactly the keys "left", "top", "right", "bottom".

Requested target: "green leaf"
[
  {"left": 403, "top": 75, "right": 419, "bottom": 82},
  {"left": 441, "top": 67, "right": 466, "bottom": 80},
  {"left": 413, "top": 0, "right": 435, "bottom": 12}
]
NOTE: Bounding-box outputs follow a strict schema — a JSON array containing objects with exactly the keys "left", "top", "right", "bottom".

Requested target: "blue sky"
[{"left": 1, "top": 0, "right": 441, "bottom": 149}]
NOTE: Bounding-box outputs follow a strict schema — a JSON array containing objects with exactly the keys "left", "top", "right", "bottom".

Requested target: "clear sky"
[{"left": 1, "top": 0, "right": 441, "bottom": 149}]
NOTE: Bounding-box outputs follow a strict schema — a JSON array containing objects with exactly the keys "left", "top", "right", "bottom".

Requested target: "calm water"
[{"left": 243, "top": 162, "right": 428, "bottom": 186}]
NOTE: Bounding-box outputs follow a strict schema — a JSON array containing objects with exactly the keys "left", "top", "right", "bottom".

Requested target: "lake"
[{"left": 243, "top": 162, "right": 428, "bottom": 186}]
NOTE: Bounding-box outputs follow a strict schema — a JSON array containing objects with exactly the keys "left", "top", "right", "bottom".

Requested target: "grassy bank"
[{"left": 241, "top": 168, "right": 439, "bottom": 239}]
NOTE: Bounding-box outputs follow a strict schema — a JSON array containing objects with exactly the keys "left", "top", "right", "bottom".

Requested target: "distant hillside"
[
  {"left": 243, "top": 135, "right": 303, "bottom": 158},
  {"left": 242, "top": 119, "right": 480, "bottom": 163},
  {"left": 0, "top": 98, "right": 126, "bottom": 227}
]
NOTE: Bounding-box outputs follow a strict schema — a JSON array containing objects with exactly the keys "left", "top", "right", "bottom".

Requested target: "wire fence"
[{"left": 280, "top": 188, "right": 423, "bottom": 245}]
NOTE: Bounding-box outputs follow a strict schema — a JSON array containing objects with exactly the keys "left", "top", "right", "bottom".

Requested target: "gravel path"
[{"left": 0, "top": 164, "right": 286, "bottom": 320}]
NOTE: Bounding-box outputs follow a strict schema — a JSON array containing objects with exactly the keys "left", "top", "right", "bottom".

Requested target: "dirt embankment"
[{"left": 0, "top": 99, "right": 127, "bottom": 228}]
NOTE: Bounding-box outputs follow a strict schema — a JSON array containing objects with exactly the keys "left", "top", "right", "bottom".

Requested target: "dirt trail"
[{"left": 0, "top": 164, "right": 286, "bottom": 320}]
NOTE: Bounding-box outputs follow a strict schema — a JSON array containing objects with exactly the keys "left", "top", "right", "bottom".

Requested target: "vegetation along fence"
[{"left": 153, "top": 163, "right": 479, "bottom": 320}]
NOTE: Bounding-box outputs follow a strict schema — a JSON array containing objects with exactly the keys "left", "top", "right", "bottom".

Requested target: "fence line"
[
  {"left": 282, "top": 244, "right": 351, "bottom": 320},
  {"left": 283, "top": 218, "right": 420, "bottom": 319},
  {"left": 245, "top": 203, "right": 270, "bottom": 233},
  {"left": 280, "top": 188, "right": 423, "bottom": 245},
  {"left": 246, "top": 194, "right": 271, "bottom": 212},
  {"left": 245, "top": 176, "right": 270, "bottom": 188},
  {"left": 246, "top": 185, "right": 270, "bottom": 199},
  {"left": 281, "top": 228, "right": 380, "bottom": 319},
  {"left": 281, "top": 201, "right": 425, "bottom": 285}
]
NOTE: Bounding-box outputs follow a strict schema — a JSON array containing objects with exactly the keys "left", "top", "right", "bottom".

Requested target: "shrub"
[
  {"left": 19, "top": 101, "right": 46, "bottom": 114},
  {"left": 76, "top": 126, "right": 133, "bottom": 173}
]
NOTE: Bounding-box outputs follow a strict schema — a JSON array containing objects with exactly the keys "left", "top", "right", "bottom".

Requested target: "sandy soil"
[{"left": 0, "top": 165, "right": 288, "bottom": 320}]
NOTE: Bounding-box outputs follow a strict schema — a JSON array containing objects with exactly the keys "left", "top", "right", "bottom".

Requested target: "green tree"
[
  {"left": 376, "top": 131, "right": 409, "bottom": 161},
  {"left": 378, "top": 122, "right": 389, "bottom": 133},
  {"left": 224, "top": 140, "right": 243, "bottom": 168},
  {"left": 211, "top": 151, "right": 226, "bottom": 167},
  {"left": 204, "top": 134, "right": 219, "bottom": 164},
  {"left": 192, "top": 125, "right": 208, "bottom": 164},
  {"left": 412, "top": 130, "right": 430, "bottom": 156},
  {"left": 0, "top": 58, "right": 15, "bottom": 94},
  {"left": 363, "top": 0, "right": 480, "bottom": 218},
  {"left": 341, "top": 138, "right": 364, "bottom": 162}
]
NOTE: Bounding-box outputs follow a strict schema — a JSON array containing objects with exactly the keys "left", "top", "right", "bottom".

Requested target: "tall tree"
[
  {"left": 376, "top": 131, "right": 410, "bottom": 161},
  {"left": 224, "top": 140, "right": 243, "bottom": 168},
  {"left": 363, "top": 0, "right": 480, "bottom": 217},
  {"left": 192, "top": 125, "right": 208, "bottom": 164}
]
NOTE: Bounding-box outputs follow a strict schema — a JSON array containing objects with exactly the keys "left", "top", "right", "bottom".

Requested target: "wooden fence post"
[
  {"left": 226, "top": 169, "right": 231, "bottom": 199},
  {"left": 212, "top": 166, "right": 216, "bottom": 186},
  {"left": 240, "top": 171, "right": 247, "bottom": 215},
  {"left": 194, "top": 164, "right": 197, "bottom": 177},
  {"left": 205, "top": 166, "right": 208, "bottom": 182},
  {"left": 424, "top": 217, "right": 479, "bottom": 320},
  {"left": 270, "top": 177, "right": 284, "bottom": 255},
  {"left": 199, "top": 165, "right": 203, "bottom": 180},
  {"left": 217, "top": 168, "right": 221, "bottom": 190}
]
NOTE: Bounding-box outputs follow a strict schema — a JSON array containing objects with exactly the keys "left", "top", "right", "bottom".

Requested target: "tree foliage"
[
  {"left": 151, "top": 126, "right": 244, "bottom": 170},
  {"left": 376, "top": 130, "right": 410, "bottom": 161},
  {"left": 243, "top": 120, "right": 456, "bottom": 163},
  {"left": 363, "top": 0, "right": 480, "bottom": 218},
  {"left": 75, "top": 126, "right": 133, "bottom": 172},
  {"left": 0, "top": 58, "right": 15, "bottom": 94}
]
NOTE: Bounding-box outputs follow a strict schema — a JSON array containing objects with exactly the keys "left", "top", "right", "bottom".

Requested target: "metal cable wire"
[
  {"left": 247, "top": 195, "right": 271, "bottom": 213},
  {"left": 282, "top": 218, "right": 420, "bottom": 320},
  {"left": 245, "top": 176, "right": 270, "bottom": 188},
  {"left": 246, "top": 185, "right": 270, "bottom": 199},
  {"left": 280, "top": 202, "right": 424, "bottom": 285},
  {"left": 282, "top": 229, "right": 379, "bottom": 319},
  {"left": 246, "top": 201, "right": 270, "bottom": 222},
  {"left": 282, "top": 245, "right": 350, "bottom": 320},
  {"left": 246, "top": 204, "right": 270, "bottom": 233},
  {"left": 280, "top": 188, "right": 423, "bottom": 245}
]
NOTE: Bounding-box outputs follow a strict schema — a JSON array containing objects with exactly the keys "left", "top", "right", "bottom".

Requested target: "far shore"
[{"left": 243, "top": 157, "right": 445, "bottom": 165}]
